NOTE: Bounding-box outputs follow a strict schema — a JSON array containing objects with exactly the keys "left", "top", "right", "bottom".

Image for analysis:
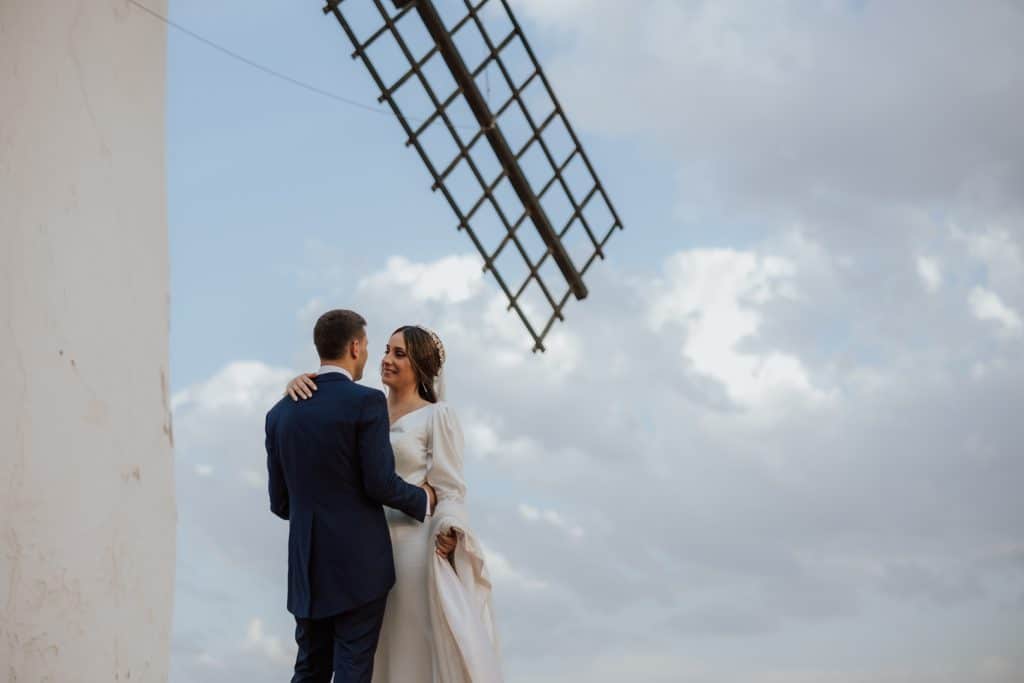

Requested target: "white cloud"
[
  {"left": 172, "top": 361, "right": 295, "bottom": 415},
  {"left": 969, "top": 286, "right": 1023, "bottom": 336},
  {"left": 916, "top": 255, "right": 942, "bottom": 293},
  {"left": 172, "top": 244, "right": 1024, "bottom": 682},
  {"left": 955, "top": 227, "right": 1024, "bottom": 283},
  {"left": 481, "top": 543, "right": 549, "bottom": 593},
  {"left": 649, "top": 248, "right": 826, "bottom": 409},
  {"left": 357, "top": 254, "right": 484, "bottom": 304},
  {"left": 516, "top": 0, "right": 1024, "bottom": 229},
  {"left": 244, "top": 618, "right": 295, "bottom": 667},
  {"left": 518, "top": 503, "right": 584, "bottom": 539},
  {"left": 517, "top": 503, "right": 540, "bottom": 521},
  {"left": 463, "top": 417, "right": 540, "bottom": 464},
  {"left": 241, "top": 469, "right": 265, "bottom": 489},
  {"left": 195, "top": 652, "right": 223, "bottom": 669},
  {"left": 295, "top": 296, "right": 324, "bottom": 323}
]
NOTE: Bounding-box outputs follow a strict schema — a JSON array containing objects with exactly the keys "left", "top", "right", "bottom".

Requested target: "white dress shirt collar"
[{"left": 317, "top": 364, "right": 353, "bottom": 380}]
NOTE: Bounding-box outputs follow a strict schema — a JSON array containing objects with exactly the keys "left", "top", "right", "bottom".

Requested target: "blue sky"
[{"left": 166, "top": 1, "right": 1024, "bottom": 681}]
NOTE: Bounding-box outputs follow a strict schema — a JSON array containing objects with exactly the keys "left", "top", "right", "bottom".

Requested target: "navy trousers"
[{"left": 291, "top": 596, "right": 388, "bottom": 683}]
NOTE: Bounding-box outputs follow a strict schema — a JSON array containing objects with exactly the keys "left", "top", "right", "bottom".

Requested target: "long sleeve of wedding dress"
[{"left": 426, "top": 405, "right": 504, "bottom": 683}]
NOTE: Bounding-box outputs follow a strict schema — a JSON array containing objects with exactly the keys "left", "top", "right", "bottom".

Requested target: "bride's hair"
[{"left": 392, "top": 325, "right": 443, "bottom": 403}]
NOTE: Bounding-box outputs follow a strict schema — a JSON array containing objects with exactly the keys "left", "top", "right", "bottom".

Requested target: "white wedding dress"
[{"left": 373, "top": 402, "right": 503, "bottom": 683}]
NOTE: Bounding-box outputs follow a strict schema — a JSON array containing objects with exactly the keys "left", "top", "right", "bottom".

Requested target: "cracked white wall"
[{"left": 1, "top": 1, "right": 175, "bottom": 680}]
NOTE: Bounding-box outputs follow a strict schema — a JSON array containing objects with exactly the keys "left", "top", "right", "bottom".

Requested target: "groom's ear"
[{"left": 348, "top": 333, "right": 365, "bottom": 359}]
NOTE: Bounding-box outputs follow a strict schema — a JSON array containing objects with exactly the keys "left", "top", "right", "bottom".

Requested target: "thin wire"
[{"left": 129, "top": 0, "right": 406, "bottom": 120}]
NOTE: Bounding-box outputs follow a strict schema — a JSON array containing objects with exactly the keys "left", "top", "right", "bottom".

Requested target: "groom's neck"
[{"left": 319, "top": 357, "right": 357, "bottom": 376}]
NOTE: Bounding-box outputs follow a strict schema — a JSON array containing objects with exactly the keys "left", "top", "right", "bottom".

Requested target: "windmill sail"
[{"left": 324, "top": 0, "right": 624, "bottom": 351}]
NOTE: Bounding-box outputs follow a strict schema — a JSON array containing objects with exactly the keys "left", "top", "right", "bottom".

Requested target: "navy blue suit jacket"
[{"left": 265, "top": 372, "right": 427, "bottom": 619}]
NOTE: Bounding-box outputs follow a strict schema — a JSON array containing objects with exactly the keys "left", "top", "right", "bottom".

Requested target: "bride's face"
[{"left": 381, "top": 331, "right": 416, "bottom": 390}]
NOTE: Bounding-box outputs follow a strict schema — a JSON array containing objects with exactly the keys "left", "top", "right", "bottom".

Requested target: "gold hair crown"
[{"left": 417, "top": 325, "right": 446, "bottom": 368}]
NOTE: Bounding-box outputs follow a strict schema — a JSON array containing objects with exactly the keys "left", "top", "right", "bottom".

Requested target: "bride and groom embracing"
[{"left": 265, "top": 309, "right": 503, "bottom": 682}]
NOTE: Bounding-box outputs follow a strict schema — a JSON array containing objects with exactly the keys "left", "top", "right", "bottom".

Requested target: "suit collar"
[{"left": 312, "top": 372, "right": 352, "bottom": 384}]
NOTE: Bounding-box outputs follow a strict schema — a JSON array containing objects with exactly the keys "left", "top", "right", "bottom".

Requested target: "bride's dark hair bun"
[{"left": 393, "top": 325, "right": 443, "bottom": 403}]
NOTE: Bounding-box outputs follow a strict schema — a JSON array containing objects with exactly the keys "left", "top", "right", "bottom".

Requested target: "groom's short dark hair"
[{"left": 314, "top": 309, "right": 366, "bottom": 360}]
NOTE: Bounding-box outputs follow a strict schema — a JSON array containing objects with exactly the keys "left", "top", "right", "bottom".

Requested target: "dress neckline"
[{"left": 389, "top": 402, "right": 435, "bottom": 429}]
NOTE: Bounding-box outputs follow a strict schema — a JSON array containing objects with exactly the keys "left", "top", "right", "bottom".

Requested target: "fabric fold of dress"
[{"left": 428, "top": 496, "right": 503, "bottom": 683}]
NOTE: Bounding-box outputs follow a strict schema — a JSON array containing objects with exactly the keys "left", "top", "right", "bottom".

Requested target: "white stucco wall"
[{"left": 0, "top": 1, "right": 175, "bottom": 680}]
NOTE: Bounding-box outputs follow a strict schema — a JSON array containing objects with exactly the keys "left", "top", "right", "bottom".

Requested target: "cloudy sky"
[{"left": 166, "top": 1, "right": 1024, "bottom": 680}]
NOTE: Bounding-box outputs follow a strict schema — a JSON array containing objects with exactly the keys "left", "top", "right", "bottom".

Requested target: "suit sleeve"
[
  {"left": 266, "top": 411, "right": 289, "bottom": 520},
  {"left": 357, "top": 391, "right": 428, "bottom": 522}
]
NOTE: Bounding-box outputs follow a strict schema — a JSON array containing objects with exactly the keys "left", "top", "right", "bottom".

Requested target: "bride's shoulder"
[
  {"left": 428, "top": 402, "right": 465, "bottom": 451},
  {"left": 430, "top": 401, "right": 461, "bottom": 423}
]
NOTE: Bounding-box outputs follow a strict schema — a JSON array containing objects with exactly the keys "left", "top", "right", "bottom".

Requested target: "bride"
[{"left": 286, "top": 325, "right": 503, "bottom": 683}]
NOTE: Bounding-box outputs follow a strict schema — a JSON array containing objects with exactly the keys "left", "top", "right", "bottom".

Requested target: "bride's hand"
[
  {"left": 285, "top": 373, "right": 318, "bottom": 401},
  {"left": 435, "top": 529, "right": 458, "bottom": 558}
]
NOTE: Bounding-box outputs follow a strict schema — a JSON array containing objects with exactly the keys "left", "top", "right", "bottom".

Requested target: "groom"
[{"left": 266, "top": 309, "right": 436, "bottom": 683}]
